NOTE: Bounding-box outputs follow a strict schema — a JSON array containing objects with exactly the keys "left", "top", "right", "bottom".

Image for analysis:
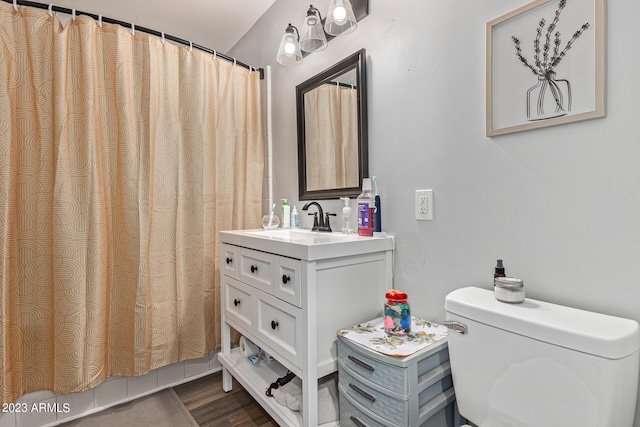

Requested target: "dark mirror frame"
[{"left": 296, "top": 49, "right": 368, "bottom": 201}]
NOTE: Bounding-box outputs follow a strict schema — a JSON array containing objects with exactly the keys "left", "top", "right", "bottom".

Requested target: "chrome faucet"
[{"left": 301, "top": 201, "right": 335, "bottom": 232}]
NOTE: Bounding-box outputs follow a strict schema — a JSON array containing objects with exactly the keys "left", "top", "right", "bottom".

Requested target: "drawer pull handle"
[
  {"left": 233, "top": 298, "right": 240, "bottom": 307},
  {"left": 282, "top": 274, "right": 290, "bottom": 284},
  {"left": 271, "top": 320, "right": 279, "bottom": 330},
  {"left": 350, "top": 416, "right": 367, "bottom": 427},
  {"left": 226, "top": 257, "right": 233, "bottom": 264},
  {"left": 349, "top": 383, "right": 376, "bottom": 403},
  {"left": 348, "top": 355, "right": 375, "bottom": 372},
  {"left": 250, "top": 265, "right": 258, "bottom": 273}
]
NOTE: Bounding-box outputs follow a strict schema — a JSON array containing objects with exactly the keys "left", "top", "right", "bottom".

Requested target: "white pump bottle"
[
  {"left": 340, "top": 197, "right": 352, "bottom": 234},
  {"left": 281, "top": 199, "right": 290, "bottom": 229}
]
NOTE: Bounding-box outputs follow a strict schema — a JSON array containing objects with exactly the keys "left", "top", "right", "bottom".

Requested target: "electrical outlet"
[{"left": 415, "top": 189, "right": 433, "bottom": 220}]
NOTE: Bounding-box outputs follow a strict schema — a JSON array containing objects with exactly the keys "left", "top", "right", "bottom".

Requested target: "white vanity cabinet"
[{"left": 218, "top": 229, "right": 394, "bottom": 427}]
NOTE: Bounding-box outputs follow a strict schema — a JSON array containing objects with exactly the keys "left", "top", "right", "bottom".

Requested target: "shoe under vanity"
[{"left": 218, "top": 228, "right": 395, "bottom": 427}]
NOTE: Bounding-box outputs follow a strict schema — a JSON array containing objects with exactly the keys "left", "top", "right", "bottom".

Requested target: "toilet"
[{"left": 444, "top": 287, "right": 640, "bottom": 427}]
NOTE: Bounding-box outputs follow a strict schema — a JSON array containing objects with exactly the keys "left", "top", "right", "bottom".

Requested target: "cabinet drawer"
[
  {"left": 275, "top": 256, "right": 301, "bottom": 307},
  {"left": 220, "top": 243, "right": 237, "bottom": 278},
  {"left": 337, "top": 336, "right": 450, "bottom": 397},
  {"left": 237, "top": 247, "right": 302, "bottom": 307},
  {"left": 338, "top": 362, "right": 409, "bottom": 425},
  {"left": 238, "top": 247, "right": 274, "bottom": 293},
  {"left": 339, "top": 384, "right": 401, "bottom": 427},
  {"left": 339, "top": 383, "right": 457, "bottom": 427},
  {"left": 338, "top": 338, "right": 408, "bottom": 395},
  {"left": 255, "top": 291, "right": 302, "bottom": 369},
  {"left": 222, "top": 277, "right": 254, "bottom": 331},
  {"left": 339, "top": 360, "right": 454, "bottom": 426}
]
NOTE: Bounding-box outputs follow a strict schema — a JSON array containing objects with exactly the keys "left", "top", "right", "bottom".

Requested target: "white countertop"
[{"left": 219, "top": 228, "right": 394, "bottom": 261}]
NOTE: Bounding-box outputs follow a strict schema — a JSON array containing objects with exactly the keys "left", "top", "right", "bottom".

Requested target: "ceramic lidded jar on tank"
[
  {"left": 494, "top": 277, "right": 525, "bottom": 303},
  {"left": 384, "top": 290, "right": 411, "bottom": 335}
]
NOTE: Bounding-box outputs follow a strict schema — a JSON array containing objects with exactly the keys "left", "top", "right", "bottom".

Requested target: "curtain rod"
[
  {"left": 2, "top": 0, "right": 265, "bottom": 80},
  {"left": 325, "top": 81, "right": 357, "bottom": 90}
]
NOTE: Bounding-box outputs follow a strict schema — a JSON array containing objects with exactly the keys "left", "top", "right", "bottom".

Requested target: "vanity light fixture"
[
  {"left": 324, "top": 0, "right": 358, "bottom": 36},
  {"left": 276, "top": 24, "right": 303, "bottom": 66},
  {"left": 276, "top": 0, "right": 368, "bottom": 66},
  {"left": 299, "top": 5, "right": 328, "bottom": 53}
]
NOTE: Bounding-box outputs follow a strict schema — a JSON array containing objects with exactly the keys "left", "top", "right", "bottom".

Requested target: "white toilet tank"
[{"left": 445, "top": 287, "right": 640, "bottom": 427}]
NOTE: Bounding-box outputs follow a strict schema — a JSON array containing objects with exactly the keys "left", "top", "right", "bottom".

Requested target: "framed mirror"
[{"left": 297, "top": 49, "right": 368, "bottom": 200}]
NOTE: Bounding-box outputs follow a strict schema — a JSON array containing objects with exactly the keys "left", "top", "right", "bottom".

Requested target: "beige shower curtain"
[
  {"left": 304, "top": 83, "right": 358, "bottom": 191},
  {"left": 0, "top": 3, "right": 263, "bottom": 403}
]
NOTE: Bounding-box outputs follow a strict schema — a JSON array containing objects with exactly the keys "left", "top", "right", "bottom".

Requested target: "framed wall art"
[{"left": 486, "top": 0, "right": 606, "bottom": 136}]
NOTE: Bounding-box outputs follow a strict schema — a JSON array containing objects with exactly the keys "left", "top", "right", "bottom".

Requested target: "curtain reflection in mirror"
[{"left": 304, "top": 83, "right": 358, "bottom": 191}]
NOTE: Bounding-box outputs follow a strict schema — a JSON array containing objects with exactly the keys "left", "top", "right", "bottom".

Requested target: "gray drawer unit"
[{"left": 337, "top": 334, "right": 460, "bottom": 427}]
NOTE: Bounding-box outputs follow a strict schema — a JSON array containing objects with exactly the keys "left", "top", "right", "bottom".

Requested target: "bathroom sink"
[
  {"left": 221, "top": 228, "right": 394, "bottom": 261},
  {"left": 246, "top": 228, "right": 358, "bottom": 243}
]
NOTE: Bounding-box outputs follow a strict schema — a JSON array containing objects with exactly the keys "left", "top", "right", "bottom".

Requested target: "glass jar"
[
  {"left": 261, "top": 214, "right": 280, "bottom": 230},
  {"left": 384, "top": 290, "right": 411, "bottom": 335}
]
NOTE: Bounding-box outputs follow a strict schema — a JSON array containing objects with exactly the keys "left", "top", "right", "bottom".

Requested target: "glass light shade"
[
  {"left": 324, "top": 0, "right": 358, "bottom": 36},
  {"left": 276, "top": 27, "right": 303, "bottom": 66},
  {"left": 299, "top": 8, "right": 328, "bottom": 53}
]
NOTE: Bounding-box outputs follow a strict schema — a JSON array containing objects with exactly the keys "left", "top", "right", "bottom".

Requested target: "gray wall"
[{"left": 231, "top": 0, "right": 640, "bottom": 424}]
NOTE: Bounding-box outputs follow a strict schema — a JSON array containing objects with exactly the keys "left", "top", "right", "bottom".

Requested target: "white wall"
[{"left": 231, "top": 0, "right": 640, "bottom": 424}]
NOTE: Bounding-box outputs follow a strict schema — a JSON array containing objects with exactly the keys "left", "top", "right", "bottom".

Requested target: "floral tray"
[{"left": 337, "top": 316, "right": 448, "bottom": 357}]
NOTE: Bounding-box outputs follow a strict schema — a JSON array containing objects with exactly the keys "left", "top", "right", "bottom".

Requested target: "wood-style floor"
[{"left": 173, "top": 372, "right": 279, "bottom": 427}]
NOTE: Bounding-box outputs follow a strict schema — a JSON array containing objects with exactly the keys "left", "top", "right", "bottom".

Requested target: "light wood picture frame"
[{"left": 486, "top": 0, "right": 606, "bottom": 137}]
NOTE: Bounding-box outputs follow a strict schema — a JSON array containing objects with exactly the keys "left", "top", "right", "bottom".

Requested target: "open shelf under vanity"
[{"left": 219, "top": 347, "right": 339, "bottom": 427}]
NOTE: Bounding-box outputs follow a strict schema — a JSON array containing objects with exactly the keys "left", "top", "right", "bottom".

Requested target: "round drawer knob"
[
  {"left": 282, "top": 274, "right": 290, "bottom": 284},
  {"left": 233, "top": 299, "right": 240, "bottom": 307},
  {"left": 226, "top": 257, "right": 233, "bottom": 264},
  {"left": 271, "top": 320, "right": 279, "bottom": 330},
  {"left": 250, "top": 265, "right": 258, "bottom": 273}
]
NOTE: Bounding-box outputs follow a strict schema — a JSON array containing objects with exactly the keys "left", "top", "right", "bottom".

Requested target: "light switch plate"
[{"left": 415, "top": 189, "right": 433, "bottom": 220}]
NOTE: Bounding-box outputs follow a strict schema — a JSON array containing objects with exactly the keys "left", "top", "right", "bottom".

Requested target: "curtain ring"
[
  {"left": 233, "top": 58, "right": 236, "bottom": 68},
  {"left": 98, "top": 15, "right": 102, "bottom": 28},
  {"left": 161, "top": 32, "right": 165, "bottom": 44},
  {"left": 212, "top": 50, "right": 217, "bottom": 60},
  {"left": 48, "top": 4, "right": 54, "bottom": 17},
  {"left": 13, "top": 0, "right": 18, "bottom": 12},
  {"left": 71, "top": 8, "right": 76, "bottom": 21},
  {"left": 188, "top": 41, "right": 193, "bottom": 52},
  {"left": 351, "top": 84, "right": 354, "bottom": 92},
  {"left": 131, "top": 23, "right": 135, "bottom": 35}
]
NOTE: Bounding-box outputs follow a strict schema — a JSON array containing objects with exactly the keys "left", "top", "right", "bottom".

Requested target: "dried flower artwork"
[{"left": 511, "top": 0, "right": 590, "bottom": 120}]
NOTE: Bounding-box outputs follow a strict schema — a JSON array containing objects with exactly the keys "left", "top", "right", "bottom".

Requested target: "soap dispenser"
[
  {"left": 281, "top": 199, "right": 290, "bottom": 229},
  {"left": 340, "top": 197, "right": 352, "bottom": 234}
]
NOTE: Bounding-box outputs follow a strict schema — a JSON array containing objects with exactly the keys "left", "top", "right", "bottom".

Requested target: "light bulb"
[
  {"left": 284, "top": 41, "right": 295, "bottom": 55},
  {"left": 324, "top": 0, "right": 357, "bottom": 36},
  {"left": 277, "top": 25, "right": 302, "bottom": 66},
  {"left": 333, "top": 6, "right": 347, "bottom": 22}
]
